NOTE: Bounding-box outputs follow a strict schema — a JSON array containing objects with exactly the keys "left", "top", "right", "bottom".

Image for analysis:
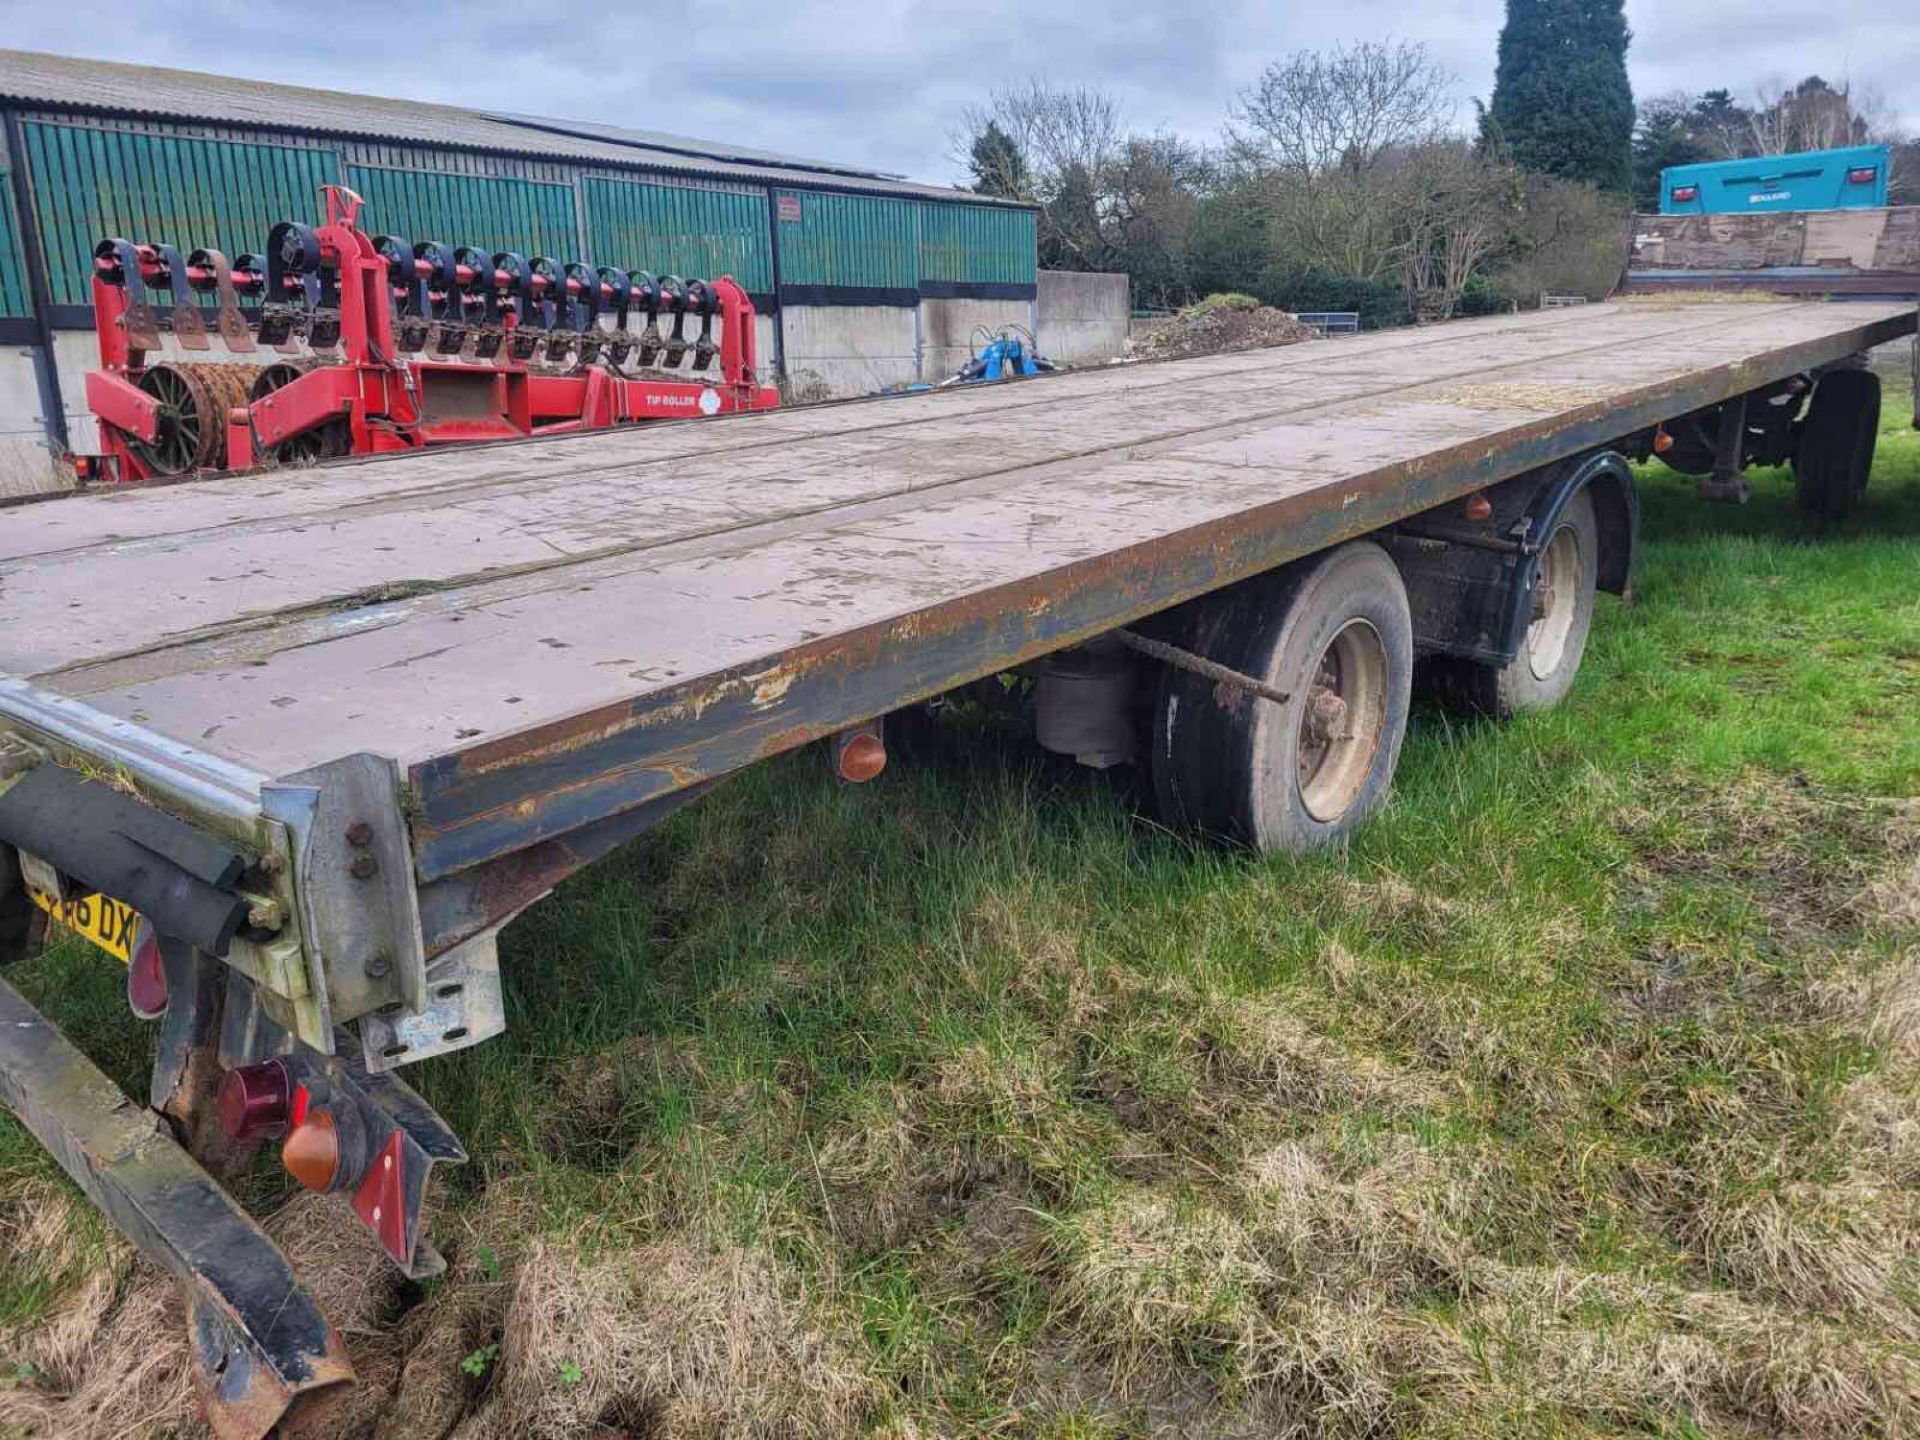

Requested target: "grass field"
[{"left": 2, "top": 377, "right": 1917, "bottom": 1439}]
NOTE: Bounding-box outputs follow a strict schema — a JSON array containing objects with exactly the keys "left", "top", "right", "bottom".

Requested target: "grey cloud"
[{"left": 1, "top": 0, "right": 1913, "bottom": 181}]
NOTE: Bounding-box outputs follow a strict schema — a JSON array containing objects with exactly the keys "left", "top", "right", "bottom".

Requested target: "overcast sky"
[{"left": 5, "top": 1, "right": 1915, "bottom": 183}]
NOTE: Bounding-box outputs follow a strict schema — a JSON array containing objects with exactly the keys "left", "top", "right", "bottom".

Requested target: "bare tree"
[
  {"left": 954, "top": 81, "right": 1129, "bottom": 270},
  {"left": 1393, "top": 143, "right": 1519, "bottom": 318},
  {"left": 1229, "top": 41, "right": 1455, "bottom": 177},
  {"left": 1745, "top": 75, "right": 1885, "bottom": 154},
  {"left": 956, "top": 81, "right": 1125, "bottom": 196}
]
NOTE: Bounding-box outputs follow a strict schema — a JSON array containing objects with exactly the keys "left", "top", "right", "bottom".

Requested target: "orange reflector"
[
  {"left": 836, "top": 731, "right": 887, "bottom": 783},
  {"left": 1653, "top": 428, "right": 1674, "bottom": 454},
  {"left": 1463, "top": 493, "right": 1493, "bottom": 521},
  {"left": 282, "top": 1109, "right": 341, "bottom": 1192}
]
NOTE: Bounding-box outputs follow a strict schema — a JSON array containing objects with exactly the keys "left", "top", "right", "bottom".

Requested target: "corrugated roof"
[
  {"left": 479, "top": 110, "right": 899, "bottom": 183},
  {"left": 0, "top": 48, "right": 1027, "bottom": 208}
]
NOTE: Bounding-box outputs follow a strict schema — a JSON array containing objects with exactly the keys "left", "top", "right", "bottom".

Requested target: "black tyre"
[
  {"left": 1150, "top": 541, "right": 1413, "bottom": 853},
  {"left": 1425, "top": 488, "right": 1599, "bottom": 719},
  {"left": 1793, "top": 369, "right": 1880, "bottom": 521}
]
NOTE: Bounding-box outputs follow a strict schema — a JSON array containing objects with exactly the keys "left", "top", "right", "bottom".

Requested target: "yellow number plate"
[{"left": 27, "top": 887, "right": 139, "bottom": 964}]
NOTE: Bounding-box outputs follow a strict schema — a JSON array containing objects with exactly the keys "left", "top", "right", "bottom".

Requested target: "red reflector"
[
  {"left": 1670, "top": 185, "right": 1699, "bottom": 203},
  {"left": 126, "top": 922, "right": 167, "bottom": 1020},
  {"left": 352, "top": 1130, "right": 411, "bottom": 1263},
  {"left": 218, "top": 1059, "right": 291, "bottom": 1141},
  {"left": 1463, "top": 493, "right": 1493, "bottom": 522},
  {"left": 1653, "top": 428, "right": 1675, "bottom": 454},
  {"left": 1846, "top": 167, "right": 1877, "bottom": 185},
  {"left": 290, "top": 1081, "right": 312, "bottom": 1129}
]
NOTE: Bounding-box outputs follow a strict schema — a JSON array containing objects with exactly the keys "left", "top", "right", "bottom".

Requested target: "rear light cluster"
[
  {"left": 218, "top": 1060, "right": 368, "bottom": 1193},
  {"left": 1670, "top": 185, "right": 1699, "bottom": 203},
  {"left": 1846, "top": 167, "right": 1878, "bottom": 185},
  {"left": 217, "top": 1059, "right": 419, "bottom": 1267}
]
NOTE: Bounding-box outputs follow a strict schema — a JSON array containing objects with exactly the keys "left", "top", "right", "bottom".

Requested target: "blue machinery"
[
  {"left": 944, "top": 324, "right": 1057, "bottom": 386},
  {"left": 1659, "top": 144, "right": 1890, "bottom": 215}
]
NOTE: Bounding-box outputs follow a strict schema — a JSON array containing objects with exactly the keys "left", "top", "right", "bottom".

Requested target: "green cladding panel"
[
  {"left": 21, "top": 122, "right": 341, "bottom": 306},
  {"left": 918, "top": 202, "right": 1037, "bottom": 287},
  {"left": 584, "top": 177, "right": 772, "bottom": 293},
  {"left": 773, "top": 189, "right": 917, "bottom": 290},
  {"left": 0, "top": 175, "right": 30, "bottom": 317},
  {"left": 347, "top": 166, "right": 579, "bottom": 259}
]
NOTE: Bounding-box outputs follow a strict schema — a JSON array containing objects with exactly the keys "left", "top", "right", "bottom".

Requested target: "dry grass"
[
  {"left": 453, "top": 1236, "right": 875, "bottom": 1439},
  {"left": 0, "top": 1191, "right": 409, "bottom": 1440}
]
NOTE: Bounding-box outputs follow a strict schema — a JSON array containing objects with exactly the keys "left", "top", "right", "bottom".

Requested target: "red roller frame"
[{"left": 85, "top": 186, "right": 778, "bottom": 482}]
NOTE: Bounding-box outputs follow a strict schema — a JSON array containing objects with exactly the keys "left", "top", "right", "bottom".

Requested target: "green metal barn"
[{"left": 0, "top": 48, "right": 1092, "bottom": 495}]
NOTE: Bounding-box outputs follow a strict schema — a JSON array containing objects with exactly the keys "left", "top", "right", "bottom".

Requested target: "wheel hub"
[
  {"left": 1526, "top": 522, "right": 1582, "bottom": 681},
  {"left": 1295, "top": 619, "right": 1387, "bottom": 824}
]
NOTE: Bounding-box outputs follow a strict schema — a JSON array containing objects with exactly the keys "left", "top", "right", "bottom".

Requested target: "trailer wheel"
[
  {"left": 1150, "top": 541, "right": 1412, "bottom": 853},
  {"left": 1794, "top": 369, "right": 1880, "bottom": 521},
  {"left": 1430, "top": 488, "right": 1599, "bottom": 719}
]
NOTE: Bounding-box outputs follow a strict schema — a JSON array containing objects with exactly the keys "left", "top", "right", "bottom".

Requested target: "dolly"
[{"left": 80, "top": 185, "right": 778, "bottom": 482}]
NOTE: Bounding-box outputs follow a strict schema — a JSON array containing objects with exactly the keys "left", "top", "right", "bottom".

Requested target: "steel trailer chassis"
[{"left": 0, "top": 286, "right": 1914, "bottom": 1436}]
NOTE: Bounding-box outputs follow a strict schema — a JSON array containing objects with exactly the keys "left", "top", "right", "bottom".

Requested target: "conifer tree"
[{"left": 1485, "top": 0, "right": 1634, "bottom": 192}]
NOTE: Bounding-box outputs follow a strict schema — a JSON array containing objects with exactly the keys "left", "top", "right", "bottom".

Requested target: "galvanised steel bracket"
[{"left": 0, "top": 678, "right": 428, "bottom": 1052}]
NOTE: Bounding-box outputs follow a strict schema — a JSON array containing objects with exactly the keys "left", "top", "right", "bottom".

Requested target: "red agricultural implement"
[{"left": 82, "top": 185, "right": 777, "bottom": 482}]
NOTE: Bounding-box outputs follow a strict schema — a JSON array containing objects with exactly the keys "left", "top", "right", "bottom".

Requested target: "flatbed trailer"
[{"left": 1, "top": 279, "right": 1914, "bottom": 1434}]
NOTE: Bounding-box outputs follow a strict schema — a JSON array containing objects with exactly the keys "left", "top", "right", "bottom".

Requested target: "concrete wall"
[
  {"left": 1035, "top": 270, "right": 1129, "bottom": 366},
  {"left": 776, "top": 278, "right": 1127, "bottom": 400},
  {"left": 918, "top": 296, "right": 1033, "bottom": 384},
  {"left": 777, "top": 304, "right": 919, "bottom": 400},
  {"left": 0, "top": 346, "right": 62, "bottom": 499}
]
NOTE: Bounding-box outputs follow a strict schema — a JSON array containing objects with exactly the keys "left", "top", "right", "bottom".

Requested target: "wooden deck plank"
[
  {"left": 3, "top": 297, "right": 1904, "bottom": 792},
  {"left": 1, "top": 299, "right": 1855, "bottom": 679},
  {"left": 0, "top": 298, "right": 1765, "bottom": 568}
]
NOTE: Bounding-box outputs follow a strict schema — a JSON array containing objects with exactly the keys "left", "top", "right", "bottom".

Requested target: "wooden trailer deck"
[{"left": 2, "top": 296, "right": 1913, "bottom": 879}]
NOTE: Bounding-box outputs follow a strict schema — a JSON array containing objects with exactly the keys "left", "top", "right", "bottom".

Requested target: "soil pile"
[{"left": 1133, "top": 297, "right": 1316, "bottom": 361}]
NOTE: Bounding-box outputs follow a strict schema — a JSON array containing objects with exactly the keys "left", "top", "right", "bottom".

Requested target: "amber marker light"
[
  {"left": 282, "top": 1109, "right": 342, "bottom": 1192},
  {"left": 835, "top": 730, "right": 887, "bottom": 783}
]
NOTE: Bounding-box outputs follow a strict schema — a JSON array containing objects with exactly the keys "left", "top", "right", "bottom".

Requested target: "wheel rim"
[
  {"left": 1526, "top": 523, "right": 1582, "bottom": 680},
  {"left": 1296, "top": 618, "right": 1387, "bottom": 823},
  {"left": 133, "top": 366, "right": 202, "bottom": 475},
  {"left": 131, "top": 363, "right": 257, "bottom": 475},
  {"left": 251, "top": 361, "right": 342, "bottom": 463}
]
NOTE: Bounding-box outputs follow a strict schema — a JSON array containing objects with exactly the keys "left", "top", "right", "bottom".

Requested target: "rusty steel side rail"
[
  {"left": 0, "top": 676, "right": 271, "bottom": 844},
  {"left": 403, "top": 304, "right": 1917, "bottom": 884},
  {"left": 0, "top": 975, "right": 353, "bottom": 1440}
]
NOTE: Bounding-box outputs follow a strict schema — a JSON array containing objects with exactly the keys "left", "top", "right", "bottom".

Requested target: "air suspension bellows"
[{"left": 131, "top": 362, "right": 261, "bottom": 475}]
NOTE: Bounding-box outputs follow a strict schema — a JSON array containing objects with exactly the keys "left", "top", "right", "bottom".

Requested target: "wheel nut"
[
  {"left": 349, "top": 853, "right": 379, "bottom": 880},
  {"left": 345, "top": 821, "right": 374, "bottom": 847}
]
